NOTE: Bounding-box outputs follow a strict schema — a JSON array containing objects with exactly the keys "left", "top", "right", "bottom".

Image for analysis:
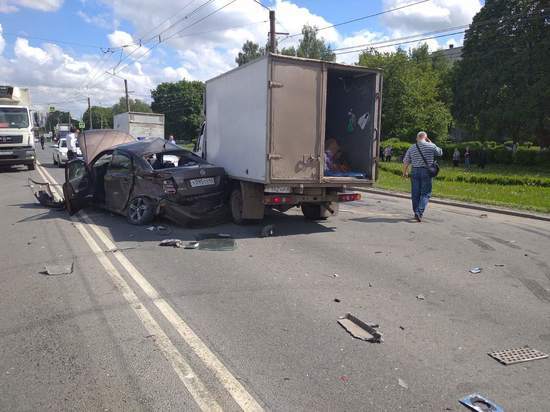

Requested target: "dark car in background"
[{"left": 62, "top": 130, "right": 227, "bottom": 225}]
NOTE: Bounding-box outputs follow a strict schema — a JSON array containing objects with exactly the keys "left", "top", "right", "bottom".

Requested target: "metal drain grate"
[{"left": 488, "top": 347, "right": 548, "bottom": 365}]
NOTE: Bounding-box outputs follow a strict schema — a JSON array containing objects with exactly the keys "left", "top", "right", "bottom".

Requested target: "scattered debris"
[
  {"left": 334, "top": 298, "right": 341, "bottom": 303},
  {"left": 159, "top": 239, "right": 184, "bottom": 248},
  {"left": 399, "top": 325, "right": 405, "bottom": 330},
  {"left": 374, "top": 251, "right": 383, "bottom": 254},
  {"left": 337, "top": 313, "right": 383, "bottom": 343},
  {"left": 147, "top": 225, "right": 171, "bottom": 235},
  {"left": 368, "top": 282, "right": 373, "bottom": 287},
  {"left": 469, "top": 267, "right": 482, "bottom": 274},
  {"left": 479, "top": 214, "right": 488, "bottom": 218},
  {"left": 184, "top": 241, "right": 200, "bottom": 249},
  {"left": 459, "top": 393, "right": 503, "bottom": 412},
  {"left": 488, "top": 346, "right": 548, "bottom": 365},
  {"left": 196, "top": 233, "right": 236, "bottom": 251},
  {"left": 494, "top": 264, "right": 505, "bottom": 267},
  {"left": 41, "top": 262, "right": 74, "bottom": 276},
  {"left": 331, "top": 273, "right": 339, "bottom": 278},
  {"left": 283, "top": 377, "right": 290, "bottom": 381},
  {"left": 416, "top": 294, "right": 425, "bottom": 300},
  {"left": 260, "top": 224, "right": 275, "bottom": 237},
  {"left": 339, "top": 375, "right": 349, "bottom": 383},
  {"left": 29, "top": 178, "right": 65, "bottom": 209},
  {"left": 398, "top": 378, "right": 408, "bottom": 389}
]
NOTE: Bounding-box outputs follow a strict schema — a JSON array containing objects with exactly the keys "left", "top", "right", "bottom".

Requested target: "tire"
[
  {"left": 126, "top": 197, "right": 155, "bottom": 225},
  {"left": 230, "top": 188, "right": 245, "bottom": 225},
  {"left": 27, "top": 162, "right": 35, "bottom": 171},
  {"left": 301, "top": 203, "right": 330, "bottom": 221}
]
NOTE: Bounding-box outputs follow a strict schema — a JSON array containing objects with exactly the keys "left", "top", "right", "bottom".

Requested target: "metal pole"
[
  {"left": 269, "top": 10, "right": 276, "bottom": 53},
  {"left": 88, "top": 97, "right": 92, "bottom": 129},
  {"left": 124, "top": 79, "right": 130, "bottom": 112}
]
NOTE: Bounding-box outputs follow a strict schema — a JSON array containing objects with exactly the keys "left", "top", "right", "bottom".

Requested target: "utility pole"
[
  {"left": 269, "top": 10, "right": 276, "bottom": 53},
  {"left": 87, "top": 97, "right": 92, "bottom": 129},
  {"left": 124, "top": 79, "right": 130, "bottom": 112}
]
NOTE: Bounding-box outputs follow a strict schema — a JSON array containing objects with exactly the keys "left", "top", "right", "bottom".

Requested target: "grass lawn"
[{"left": 376, "top": 161, "right": 550, "bottom": 214}]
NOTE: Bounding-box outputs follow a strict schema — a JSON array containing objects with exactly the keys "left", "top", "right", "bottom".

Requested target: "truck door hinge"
[
  {"left": 268, "top": 153, "right": 282, "bottom": 160},
  {"left": 268, "top": 81, "right": 284, "bottom": 89}
]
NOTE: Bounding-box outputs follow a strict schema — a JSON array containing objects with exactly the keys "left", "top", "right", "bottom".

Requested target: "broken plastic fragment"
[
  {"left": 196, "top": 234, "right": 236, "bottom": 251},
  {"left": 398, "top": 378, "right": 408, "bottom": 389},
  {"left": 416, "top": 294, "right": 425, "bottom": 300},
  {"left": 337, "top": 313, "right": 383, "bottom": 343},
  {"left": 470, "top": 267, "right": 482, "bottom": 274},
  {"left": 159, "top": 239, "right": 184, "bottom": 248},
  {"left": 459, "top": 393, "right": 503, "bottom": 412},
  {"left": 184, "top": 241, "right": 200, "bottom": 249}
]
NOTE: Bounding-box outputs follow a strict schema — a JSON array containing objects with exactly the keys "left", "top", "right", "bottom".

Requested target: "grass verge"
[{"left": 376, "top": 164, "right": 550, "bottom": 214}]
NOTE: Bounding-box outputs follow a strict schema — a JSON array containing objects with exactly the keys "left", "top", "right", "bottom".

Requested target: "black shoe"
[{"left": 415, "top": 214, "right": 422, "bottom": 222}]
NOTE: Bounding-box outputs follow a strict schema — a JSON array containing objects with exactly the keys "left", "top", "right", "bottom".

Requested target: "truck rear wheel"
[
  {"left": 230, "top": 188, "right": 245, "bottom": 224},
  {"left": 301, "top": 203, "right": 330, "bottom": 221}
]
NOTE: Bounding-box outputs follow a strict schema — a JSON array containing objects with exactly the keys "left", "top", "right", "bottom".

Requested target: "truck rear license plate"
[{"left": 190, "top": 177, "right": 215, "bottom": 187}]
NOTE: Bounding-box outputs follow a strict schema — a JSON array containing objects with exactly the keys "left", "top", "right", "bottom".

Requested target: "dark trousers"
[
  {"left": 411, "top": 167, "right": 432, "bottom": 217},
  {"left": 67, "top": 150, "right": 76, "bottom": 161}
]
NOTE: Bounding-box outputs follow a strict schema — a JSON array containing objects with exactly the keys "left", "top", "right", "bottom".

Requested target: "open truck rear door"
[
  {"left": 269, "top": 57, "right": 323, "bottom": 182},
  {"left": 62, "top": 159, "right": 92, "bottom": 215}
]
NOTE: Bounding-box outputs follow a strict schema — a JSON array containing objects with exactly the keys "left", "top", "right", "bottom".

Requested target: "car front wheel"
[{"left": 126, "top": 197, "right": 155, "bottom": 225}]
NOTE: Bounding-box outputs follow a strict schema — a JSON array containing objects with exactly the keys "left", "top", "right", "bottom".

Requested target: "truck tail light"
[
  {"left": 338, "top": 193, "right": 361, "bottom": 202},
  {"left": 163, "top": 179, "right": 177, "bottom": 194},
  {"left": 265, "top": 195, "right": 295, "bottom": 204}
]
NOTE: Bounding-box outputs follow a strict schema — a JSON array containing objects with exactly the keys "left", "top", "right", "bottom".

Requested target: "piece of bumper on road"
[{"left": 0, "top": 148, "right": 35, "bottom": 165}]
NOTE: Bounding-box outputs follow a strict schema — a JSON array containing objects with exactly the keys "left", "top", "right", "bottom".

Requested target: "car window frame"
[{"left": 108, "top": 150, "right": 133, "bottom": 175}]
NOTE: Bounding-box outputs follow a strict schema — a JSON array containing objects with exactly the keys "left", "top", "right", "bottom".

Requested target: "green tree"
[
  {"left": 358, "top": 44, "right": 452, "bottom": 142},
  {"left": 112, "top": 97, "right": 152, "bottom": 115},
  {"left": 151, "top": 80, "right": 205, "bottom": 141},
  {"left": 82, "top": 106, "right": 114, "bottom": 130},
  {"left": 280, "top": 25, "right": 336, "bottom": 61},
  {"left": 235, "top": 40, "right": 265, "bottom": 66},
  {"left": 453, "top": 0, "right": 549, "bottom": 145}
]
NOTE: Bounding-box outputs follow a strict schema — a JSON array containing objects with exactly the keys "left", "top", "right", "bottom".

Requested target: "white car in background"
[{"left": 52, "top": 138, "right": 82, "bottom": 167}]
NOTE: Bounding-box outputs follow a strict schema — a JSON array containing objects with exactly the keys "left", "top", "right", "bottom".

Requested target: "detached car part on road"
[{"left": 62, "top": 130, "right": 227, "bottom": 225}]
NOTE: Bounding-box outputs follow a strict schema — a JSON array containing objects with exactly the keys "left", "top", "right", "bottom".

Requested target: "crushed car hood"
[{"left": 78, "top": 129, "right": 136, "bottom": 164}]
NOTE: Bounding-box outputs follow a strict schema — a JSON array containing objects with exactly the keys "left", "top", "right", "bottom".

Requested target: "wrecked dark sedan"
[{"left": 62, "top": 130, "right": 227, "bottom": 225}]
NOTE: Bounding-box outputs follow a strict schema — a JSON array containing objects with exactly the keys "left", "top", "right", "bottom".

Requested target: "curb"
[{"left": 355, "top": 187, "right": 550, "bottom": 222}]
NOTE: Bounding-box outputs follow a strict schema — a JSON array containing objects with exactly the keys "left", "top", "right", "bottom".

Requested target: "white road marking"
[{"left": 36, "top": 162, "right": 264, "bottom": 412}]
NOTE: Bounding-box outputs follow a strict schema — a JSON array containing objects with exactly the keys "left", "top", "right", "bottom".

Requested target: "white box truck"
[
  {"left": 196, "top": 54, "right": 383, "bottom": 222},
  {"left": 0, "top": 86, "right": 35, "bottom": 170},
  {"left": 114, "top": 112, "right": 165, "bottom": 140}
]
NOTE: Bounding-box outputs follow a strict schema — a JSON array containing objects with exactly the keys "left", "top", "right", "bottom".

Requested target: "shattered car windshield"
[{"left": 145, "top": 151, "right": 203, "bottom": 170}]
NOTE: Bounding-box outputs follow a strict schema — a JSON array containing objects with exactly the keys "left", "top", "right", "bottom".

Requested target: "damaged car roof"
[{"left": 114, "top": 137, "right": 182, "bottom": 156}]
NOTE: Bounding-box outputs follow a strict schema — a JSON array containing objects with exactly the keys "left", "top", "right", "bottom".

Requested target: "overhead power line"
[{"left": 0, "top": 31, "right": 120, "bottom": 50}]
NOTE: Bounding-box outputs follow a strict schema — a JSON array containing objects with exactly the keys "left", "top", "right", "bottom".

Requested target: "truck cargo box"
[{"left": 204, "top": 54, "right": 382, "bottom": 186}]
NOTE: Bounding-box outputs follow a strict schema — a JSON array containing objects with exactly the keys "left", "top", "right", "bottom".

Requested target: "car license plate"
[
  {"left": 190, "top": 177, "right": 215, "bottom": 187},
  {"left": 265, "top": 185, "right": 291, "bottom": 193}
]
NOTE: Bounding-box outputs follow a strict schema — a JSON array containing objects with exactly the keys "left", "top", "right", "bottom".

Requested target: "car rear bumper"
[
  {"left": 158, "top": 191, "right": 227, "bottom": 222},
  {"left": 0, "top": 147, "right": 35, "bottom": 165}
]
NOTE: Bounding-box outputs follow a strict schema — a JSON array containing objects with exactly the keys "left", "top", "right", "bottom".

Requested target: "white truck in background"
[
  {"left": 114, "top": 112, "right": 165, "bottom": 140},
  {"left": 195, "top": 54, "right": 383, "bottom": 223},
  {"left": 0, "top": 86, "right": 35, "bottom": 170}
]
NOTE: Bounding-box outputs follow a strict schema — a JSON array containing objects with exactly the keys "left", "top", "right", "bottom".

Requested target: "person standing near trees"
[
  {"left": 464, "top": 147, "right": 471, "bottom": 170},
  {"left": 402, "top": 131, "right": 443, "bottom": 222},
  {"left": 452, "top": 148, "right": 460, "bottom": 167}
]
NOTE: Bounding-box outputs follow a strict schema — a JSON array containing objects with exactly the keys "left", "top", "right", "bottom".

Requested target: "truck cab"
[{"left": 0, "top": 86, "right": 35, "bottom": 170}]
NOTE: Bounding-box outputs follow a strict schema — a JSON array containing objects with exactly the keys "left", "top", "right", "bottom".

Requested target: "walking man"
[
  {"left": 402, "top": 131, "right": 443, "bottom": 222},
  {"left": 66, "top": 127, "right": 77, "bottom": 161}
]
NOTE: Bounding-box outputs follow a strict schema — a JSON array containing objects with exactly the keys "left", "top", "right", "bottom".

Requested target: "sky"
[{"left": 0, "top": 0, "right": 483, "bottom": 116}]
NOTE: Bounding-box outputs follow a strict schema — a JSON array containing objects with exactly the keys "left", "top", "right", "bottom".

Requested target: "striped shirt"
[{"left": 403, "top": 141, "right": 443, "bottom": 168}]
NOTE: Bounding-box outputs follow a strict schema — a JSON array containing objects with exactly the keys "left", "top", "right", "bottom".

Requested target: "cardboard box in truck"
[
  {"left": 197, "top": 54, "right": 383, "bottom": 223},
  {"left": 0, "top": 86, "right": 35, "bottom": 170},
  {"left": 114, "top": 112, "right": 165, "bottom": 140}
]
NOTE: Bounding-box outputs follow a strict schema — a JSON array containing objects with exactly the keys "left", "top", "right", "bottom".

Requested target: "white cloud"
[
  {"left": 77, "top": 10, "right": 116, "bottom": 30},
  {"left": 162, "top": 66, "right": 193, "bottom": 81},
  {"left": 107, "top": 30, "right": 134, "bottom": 47},
  {"left": 0, "top": 0, "right": 63, "bottom": 13},
  {"left": 0, "top": 24, "right": 5, "bottom": 54},
  {"left": 14, "top": 38, "right": 51, "bottom": 64},
  {"left": 381, "top": 0, "right": 482, "bottom": 37}
]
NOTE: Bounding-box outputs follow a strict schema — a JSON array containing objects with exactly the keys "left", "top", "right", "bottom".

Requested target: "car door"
[
  {"left": 104, "top": 150, "right": 134, "bottom": 212},
  {"left": 62, "top": 159, "right": 91, "bottom": 215}
]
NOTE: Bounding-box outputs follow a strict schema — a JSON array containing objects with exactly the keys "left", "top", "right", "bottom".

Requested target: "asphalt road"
[{"left": 1, "top": 144, "right": 549, "bottom": 411}]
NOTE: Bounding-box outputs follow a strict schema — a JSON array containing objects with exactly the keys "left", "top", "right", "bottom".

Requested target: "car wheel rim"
[{"left": 129, "top": 198, "right": 146, "bottom": 222}]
